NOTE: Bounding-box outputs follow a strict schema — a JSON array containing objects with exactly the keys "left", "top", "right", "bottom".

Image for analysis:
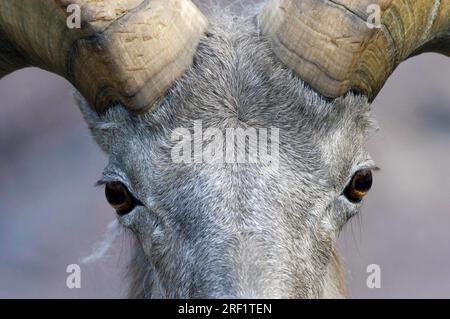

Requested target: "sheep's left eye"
[
  {"left": 105, "top": 182, "right": 136, "bottom": 215},
  {"left": 344, "top": 169, "right": 373, "bottom": 203}
]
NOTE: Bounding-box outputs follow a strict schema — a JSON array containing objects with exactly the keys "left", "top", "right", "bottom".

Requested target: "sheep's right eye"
[{"left": 105, "top": 182, "right": 136, "bottom": 215}]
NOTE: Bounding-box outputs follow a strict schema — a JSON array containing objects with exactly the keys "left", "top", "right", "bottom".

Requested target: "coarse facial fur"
[{"left": 77, "top": 16, "right": 377, "bottom": 298}]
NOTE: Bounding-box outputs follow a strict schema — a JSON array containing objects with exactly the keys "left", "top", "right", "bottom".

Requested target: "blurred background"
[{"left": 0, "top": 1, "right": 449, "bottom": 298}]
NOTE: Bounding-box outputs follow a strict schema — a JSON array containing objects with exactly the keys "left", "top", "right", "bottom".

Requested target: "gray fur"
[{"left": 78, "top": 16, "right": 376, "bottom": 298}]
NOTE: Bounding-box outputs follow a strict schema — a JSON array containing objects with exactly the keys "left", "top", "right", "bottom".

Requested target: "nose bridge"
[
  {"left": 223, "top": 229, "right": 282, "bottom": 298},
  {"left": 181, "top": 175, "right": 287, "bottom": 298}
]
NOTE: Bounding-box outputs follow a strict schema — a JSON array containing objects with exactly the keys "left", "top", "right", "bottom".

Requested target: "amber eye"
[
  {"left": 344, "top": 169, "right": 373, "bottom": 203},
  {"left": 105, "top": 182, "right": 136, "bottom": 215}
]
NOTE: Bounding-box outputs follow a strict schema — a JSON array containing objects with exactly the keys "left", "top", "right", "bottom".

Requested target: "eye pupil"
[
  {"left": 353, "top": 170, "right": 373, "bottom": 192},
  {"left": 345, "top": 169, "right": 373, "bottom": 203},
  {"left": 105, "top": 184, "right": 126, "bottom": 205},
  {"left": 105, "top": 182, "right": 135, "bottom": 215}
]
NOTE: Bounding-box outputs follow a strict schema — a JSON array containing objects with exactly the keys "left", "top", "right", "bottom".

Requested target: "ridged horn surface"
[
  {"left": 258, "top": 0, "right": 450, "bottom": 101},
  {"left": 0, "top": 0, "right": 208, "bottom": 113}
]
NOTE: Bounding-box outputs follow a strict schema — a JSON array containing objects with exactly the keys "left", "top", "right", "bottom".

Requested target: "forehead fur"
[{"left": 90, "top": 17, "right": 375, "bottom": 187}]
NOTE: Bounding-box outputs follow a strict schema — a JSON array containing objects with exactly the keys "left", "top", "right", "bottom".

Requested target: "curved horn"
[
  {"left": 0, "top": 0, "right": 208, "bottom": 113},
  {"left": 258, "top": 0, "right": 450, "bottom": 102}
]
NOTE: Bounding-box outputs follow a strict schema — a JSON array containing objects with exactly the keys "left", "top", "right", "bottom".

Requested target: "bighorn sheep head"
[{"left": 0, "top": 0, "right": 448, "bottom": 298}]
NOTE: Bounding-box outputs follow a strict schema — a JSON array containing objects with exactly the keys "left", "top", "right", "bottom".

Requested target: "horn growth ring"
[
  {"left": 0, "top": 0, "right": 208, "bottom": 113},
  {"left": 258, "top": 0, "right": 450, "bottom": 102}
]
